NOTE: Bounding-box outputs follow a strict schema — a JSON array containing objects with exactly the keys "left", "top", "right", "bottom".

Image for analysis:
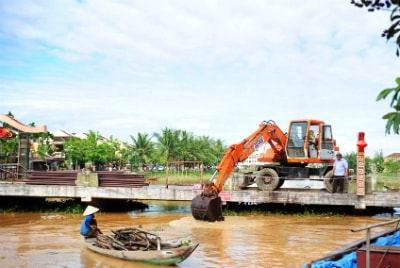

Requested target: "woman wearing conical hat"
[{"left": 80, "top": 205, "right": 103, "bottom": 238}]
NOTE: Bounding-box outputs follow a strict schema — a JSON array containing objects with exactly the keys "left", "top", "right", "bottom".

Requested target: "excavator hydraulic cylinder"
[{"left": 191, "top": 194, "right": 225, "bottom": 222}]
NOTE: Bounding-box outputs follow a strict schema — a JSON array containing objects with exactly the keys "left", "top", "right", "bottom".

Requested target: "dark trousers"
[{"left": 332, "top": 176, "right": 345, "bottom": 193}]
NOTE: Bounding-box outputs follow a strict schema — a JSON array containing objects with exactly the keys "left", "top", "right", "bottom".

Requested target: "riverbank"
[{"left": 0, "top": 196, "right": 395, "bottom": 218}]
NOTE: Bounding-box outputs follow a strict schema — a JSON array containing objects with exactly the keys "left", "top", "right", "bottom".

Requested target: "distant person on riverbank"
[
  {"left": 80, "top": 205, "right": 103, "bottom": 238},
  {"left": 332, "top": 152, "right": 348, "bottom": 193}
]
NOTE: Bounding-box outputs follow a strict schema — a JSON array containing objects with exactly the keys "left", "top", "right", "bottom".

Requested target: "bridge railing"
[{"left": 0, "top": 163, "right": 19, "bottom": 180}]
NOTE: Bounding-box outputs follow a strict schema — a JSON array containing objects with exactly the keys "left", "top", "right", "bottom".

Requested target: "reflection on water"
[
  {"left": 129, "top": 201, "right": 192, "bottom": 218},
  {"left": 0, "top": 201, "right": 398, "bottom": 268}
]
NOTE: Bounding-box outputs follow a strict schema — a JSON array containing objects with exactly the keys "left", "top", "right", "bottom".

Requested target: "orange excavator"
[{"left": 191, "top": 119, "right": 339, "bottom": 222}]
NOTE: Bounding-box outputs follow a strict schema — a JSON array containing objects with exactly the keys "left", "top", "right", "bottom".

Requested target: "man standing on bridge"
[{"left": 332, "top": 152, "right": 348, "bottom": 193}]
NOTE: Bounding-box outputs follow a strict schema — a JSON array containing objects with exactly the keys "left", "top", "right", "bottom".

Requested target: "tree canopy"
[{"left": 351, "top": 0, "right": 400, "bottom": 56}]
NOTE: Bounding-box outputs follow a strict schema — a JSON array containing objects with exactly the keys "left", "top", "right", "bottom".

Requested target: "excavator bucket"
[{"left": 191, "top": 194, "right": 224, "bottom": 222}]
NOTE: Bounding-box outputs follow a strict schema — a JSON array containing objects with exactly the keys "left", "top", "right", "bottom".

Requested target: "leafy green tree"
[
  {"left": 352, "top": 0, "right": 400, "bottom": 56},
  {"left": 81, "top": 130, "right": 102, "bottom": 165},
  {"left": 377, "top": 78, "right": 400, "bottom": 134},
  {"left": 175, "top": 130, "right": 196, "bottom": 161},
  {"left": 31, "top": 126, "right": 55, "bottom": 161},
  {"left": 208, "top": 138, "right": 227, "bottom": 167},
  {"left": 0, "top": 112, "right": 55, "bottom": 164},
  {"left": 36, "top": 143, "right": 53, "bottom": 160},
  {"left": 130, "top": 132, "right": 155, "bottom": 168},
  {"left": 0, "top": 138, "right": 18, "bottom": 163},
  {"left": 153, "top": 127, "right": 182, "bottom": 185},
  {"left": 97, "top": 136, "right": 121, "bottom": 169},
  {"left": 192, "top": 136, "right": 221, "bottom": 167},
  {"left": 344, "top": 152, "right": 357, "bottom": 173},
  {"left": 28, "top": 123, "right": 54, "bottom": 146},
  {"left": 365, "top": 157, "right": 373, "bottom": 175},
  {"left": 63, "top": 137, "right": 85, "bottom": 169},
  {"left": 150, "top": 128, "right": 227, "bottom": 172},
  {"left": 153, "top": 128, "right": 180, "bottom": 166},
  {"left": 117, "top": 141, "right": 134, "bottom": 169},
  {"left": 62, "top": 131, "right": 104, "bottom": 169},
  {"left": 0, "top": 112, "right": 19, "bottom": 162},
  {"left": 344, "top": 151, "right": 372, "bottom": 174},
  {"left": 372, "top": 150, "right": 385, "bottom": 173},
  {"left": 383, "top": 158, "right": 400, "bottom": 174}
]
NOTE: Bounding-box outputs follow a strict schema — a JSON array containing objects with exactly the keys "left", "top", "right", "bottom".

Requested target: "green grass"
[
  {"left": 146, "top": 170, "right": 400, "bottom": 193},
  {"left": 222, "top": 203, "right": 347, "bottom": 217},
  {"left": 143, "top": 170, "right": 214, "bottom": 185},
  {"left": 0, "top": 198, "right": 85, "bottom": 213},
  {"left": 375, "top": 174, "right": 400, "bottom": 190}
]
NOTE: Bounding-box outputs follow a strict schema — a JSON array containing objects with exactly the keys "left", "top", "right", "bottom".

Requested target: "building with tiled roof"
[{"left": 384, "top": 153, "right": 400, "bottom": 161}]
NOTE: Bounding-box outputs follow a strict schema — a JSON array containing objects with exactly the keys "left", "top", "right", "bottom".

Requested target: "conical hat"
[{"left": 83, "top": 205, "right": 99, "bottom": 216}]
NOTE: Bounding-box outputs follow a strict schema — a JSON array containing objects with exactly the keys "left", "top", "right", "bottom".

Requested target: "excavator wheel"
[
  {"left": 255, "top": 168, "right": 281, "bottom": 191},
  {"left": 324, "top": 170, "right": 350, "bottom": 193},
  {"left": 277, "top": 178, "right": 285, "bottom": 188},
  {"left": 191, "top": 193, "right": 225, "bottom": 222},
  {"left": 323, "top": 170, "right": 334, "bottom": 193}
]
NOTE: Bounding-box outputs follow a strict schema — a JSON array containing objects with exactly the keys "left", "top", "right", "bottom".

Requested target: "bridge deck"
[{"left": 0, "top": 183, "right": 398, "bottom": 209}]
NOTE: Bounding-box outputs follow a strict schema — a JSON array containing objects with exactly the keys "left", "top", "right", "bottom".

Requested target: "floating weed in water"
[
  {"left": 180, "top": 239, "right": 192, "bottom": 246},
  {"left": 150, "top": 225, "right": 164, "bottom": 231}
]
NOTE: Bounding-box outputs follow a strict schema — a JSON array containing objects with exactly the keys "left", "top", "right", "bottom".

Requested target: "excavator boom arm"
[{"left": 191, "top": 120, "right": 287, "bottom": 221}]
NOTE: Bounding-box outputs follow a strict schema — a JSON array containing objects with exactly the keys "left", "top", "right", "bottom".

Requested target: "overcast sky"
[{"left": 1, "top": 0, "right": 399, "bottom": 157}]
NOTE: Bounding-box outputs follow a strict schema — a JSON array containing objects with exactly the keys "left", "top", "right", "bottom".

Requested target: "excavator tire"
[
  {"left": 256, "top": 168, "right": 280, "bottom": 191},
  {"left": 277, "top": 179, "right": 285, "bottom": 188},
  {"left": 324, "top": 170, "right": 350, "bottom": 193},
  {"left": 191, "top": 194, "right": 225, "bottom": 222},
  {"left": 323, "top": 170, "right": 334, "bottom": 193}
]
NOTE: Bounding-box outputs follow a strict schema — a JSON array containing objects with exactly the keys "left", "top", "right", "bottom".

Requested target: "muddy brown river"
[{"left": 0, "top": 201, "right": 395, "bottom": 268}]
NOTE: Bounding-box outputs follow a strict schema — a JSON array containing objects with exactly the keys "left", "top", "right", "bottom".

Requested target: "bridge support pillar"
[
  {"left": 355, "top": 196, "right": 366, "bottom": 209},
  {"left": 19, "top": 133, "right": 30, "bottom": 179}
]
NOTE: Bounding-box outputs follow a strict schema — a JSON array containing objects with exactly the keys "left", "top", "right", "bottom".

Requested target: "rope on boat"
[{"left": 94, "top": 227, "right": 172, "bottom": 251}]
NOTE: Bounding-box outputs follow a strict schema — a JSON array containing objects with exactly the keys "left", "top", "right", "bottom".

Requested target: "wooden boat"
[
  {"left": 304, "top": 219, "right": 400, "bottom": 268},
  {"left": 84, "top": 227, "right": 199, "bottom": 266}
]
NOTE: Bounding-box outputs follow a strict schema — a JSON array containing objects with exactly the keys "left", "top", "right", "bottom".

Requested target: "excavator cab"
[
  {"left": 286, "top": 121, "right": 309, "bottom": 158},
  {"left": 286, "top": 120, "right": 335, "bottom": 161},
  {"left": 319, "top": 124, "right": 336, "bottom": 160}
]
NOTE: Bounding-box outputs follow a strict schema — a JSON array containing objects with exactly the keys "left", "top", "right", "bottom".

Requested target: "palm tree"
[
  {"left": 130, "top": 132, "right": 154, "bottom": 170},
  {"left": 153, "top": 128, "right": 181, "bottom": 187},
  {"left": 191, "top": 136, "right": 226, "bottom": 167},
  {"left": 176, "top": 130, "right": 196, "bottom": 161},
  {"left": 210, "top": 138, "right": 227, "bottom": 166}
]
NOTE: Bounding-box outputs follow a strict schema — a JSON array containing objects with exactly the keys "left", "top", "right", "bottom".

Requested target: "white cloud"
[{"left": 0, "top": 0, "right": 399, "bottom": 157}]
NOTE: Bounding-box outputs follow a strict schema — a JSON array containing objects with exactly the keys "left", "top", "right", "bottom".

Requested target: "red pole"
[{"left": 356, "top": 132, "right": 368, "bottom": 196}]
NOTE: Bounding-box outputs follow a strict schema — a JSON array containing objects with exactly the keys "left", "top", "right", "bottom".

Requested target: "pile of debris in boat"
[
  {"left": 94, "top": 227, "right": 189, "bottom": 251},
  {"left": 85, "top": 227, "right": 198, "bottom": 265}
]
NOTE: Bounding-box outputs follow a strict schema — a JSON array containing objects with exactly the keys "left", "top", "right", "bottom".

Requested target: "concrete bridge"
[{"left": 0, "top": 182, "right": 399, "bottom": 210}]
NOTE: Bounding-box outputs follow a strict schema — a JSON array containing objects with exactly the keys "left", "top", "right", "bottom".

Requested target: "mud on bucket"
[{"left": 191, "top": 194, "right": 224, "bottom": 222}]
